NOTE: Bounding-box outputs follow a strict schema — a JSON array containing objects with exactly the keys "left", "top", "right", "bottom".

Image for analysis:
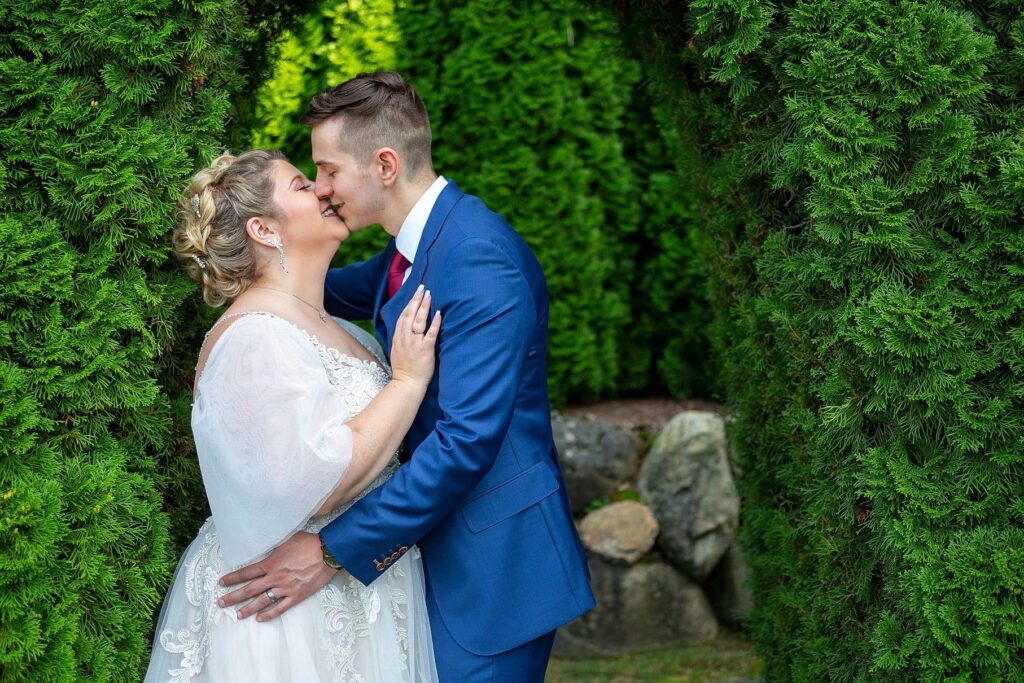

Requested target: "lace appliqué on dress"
[
  {"left": 317, "top": 547, "right": 418, "bottom": 682},
  {"left": 157, "top": 519, "right": 235, "bottom": 683},
  {"left": 385, "top": 547, "right": 420, "bottom": 672}
]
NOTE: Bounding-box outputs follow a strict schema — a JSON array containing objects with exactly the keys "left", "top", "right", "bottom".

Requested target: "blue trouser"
[{"left": 426, "top": 581, "right": 556, "bottom": 682}]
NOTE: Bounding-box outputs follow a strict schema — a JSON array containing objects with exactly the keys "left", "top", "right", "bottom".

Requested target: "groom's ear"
[{"left": 374, "top": 147, "right": 400, "bottom": 187}]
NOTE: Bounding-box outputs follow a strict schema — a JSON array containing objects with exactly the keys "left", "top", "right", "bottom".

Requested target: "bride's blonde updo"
[{"left": 172, "top": 149, "right": 287, "bottom": 306}]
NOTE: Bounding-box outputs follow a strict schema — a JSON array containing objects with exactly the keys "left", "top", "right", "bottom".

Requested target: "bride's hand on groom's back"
[{"left": 390, "top": 284, "right": 441, "bottom": 387}]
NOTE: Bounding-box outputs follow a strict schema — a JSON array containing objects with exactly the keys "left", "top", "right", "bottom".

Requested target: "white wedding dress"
[{"left": 146, "top": 311, "right": 437, "bottom": 683}]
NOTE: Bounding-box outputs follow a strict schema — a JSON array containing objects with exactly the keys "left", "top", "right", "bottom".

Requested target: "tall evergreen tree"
[{"left": 0, "top": 1, "right": 311, "bottom": 679}]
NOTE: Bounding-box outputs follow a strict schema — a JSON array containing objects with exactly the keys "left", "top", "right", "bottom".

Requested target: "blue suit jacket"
[{"left": 320, "top": 182, "right": 595, "bottom": 656}]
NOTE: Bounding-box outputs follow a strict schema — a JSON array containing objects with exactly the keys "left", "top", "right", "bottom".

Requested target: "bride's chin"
[{"left": 323, "top": 218, "right": 349, "bottom": 237}]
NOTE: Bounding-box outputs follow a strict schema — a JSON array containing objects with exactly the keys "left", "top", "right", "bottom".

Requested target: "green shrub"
[
  {"left": 0, "top": 1, "right": 310, "bottom": 678},
  {"left": 611, "top": 0, "right": 1024, "bottom": 678},
  {"left": 394, "top": 0, "right": 715, "bottom": 403},
  {"left": 394, "top": 0, "right": 647, "bottom": 404},
  {"left": 252, "top": 0, "right": 399, "bottom": 166}
]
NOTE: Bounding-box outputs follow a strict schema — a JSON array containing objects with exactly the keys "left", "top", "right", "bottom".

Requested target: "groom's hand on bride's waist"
[{"left": 217, "top": 531, "right": 337, "bottom": 622}]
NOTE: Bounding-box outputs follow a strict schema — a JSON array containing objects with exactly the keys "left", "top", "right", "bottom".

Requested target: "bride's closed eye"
[{"left": 299, "top": 183, "right": 312, "bottom": 191}]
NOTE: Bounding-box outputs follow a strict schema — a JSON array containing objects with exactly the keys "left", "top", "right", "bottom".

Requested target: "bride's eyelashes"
[{"left": 300, "top": 183, "right": 312, "bottom": 191}]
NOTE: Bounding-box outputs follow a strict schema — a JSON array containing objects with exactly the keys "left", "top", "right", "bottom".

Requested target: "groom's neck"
[{"left": 380, "top": 172, "right": 439, "bottom": 237}]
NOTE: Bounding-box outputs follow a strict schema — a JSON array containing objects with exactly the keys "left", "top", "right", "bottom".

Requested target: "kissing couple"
[{"left": 145, "top": 71, "right": 595, "bottom": 682}]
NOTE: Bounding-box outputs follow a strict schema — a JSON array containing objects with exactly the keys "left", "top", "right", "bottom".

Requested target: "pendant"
[{"left": 319, "top": 310, "right": 329, "bottom": 322}]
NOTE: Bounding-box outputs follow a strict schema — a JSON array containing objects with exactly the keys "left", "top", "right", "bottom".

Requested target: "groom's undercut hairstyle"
[{"left": 302, "top": 71, "right": 433, "bottom": 179}]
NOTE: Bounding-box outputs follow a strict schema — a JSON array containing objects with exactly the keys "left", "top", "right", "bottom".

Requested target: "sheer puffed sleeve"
[{"left": 191, "top": 313, "right": 355, "bottom": 568}]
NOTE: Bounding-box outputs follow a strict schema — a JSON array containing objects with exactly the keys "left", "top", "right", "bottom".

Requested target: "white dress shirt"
[{"left": 395, "top": 176, "right": 448, "bottom": 284}]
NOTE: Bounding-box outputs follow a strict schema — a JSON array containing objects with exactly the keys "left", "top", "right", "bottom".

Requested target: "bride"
[{"left": 146, "top": 149, "right": 440, "bottom": 682}]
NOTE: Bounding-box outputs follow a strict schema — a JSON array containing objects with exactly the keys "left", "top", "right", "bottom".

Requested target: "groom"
[{"left": 219, "top": 71, "right": 595, "bottom": 679}]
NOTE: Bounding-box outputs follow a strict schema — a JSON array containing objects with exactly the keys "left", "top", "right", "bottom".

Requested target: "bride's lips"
[{"left": 321, "top": 203, "right": 341, "bottom": 219}]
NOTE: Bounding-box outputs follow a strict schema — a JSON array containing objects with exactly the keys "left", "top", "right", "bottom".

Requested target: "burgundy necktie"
[
  {"left": 389, "top": 249, "right": 413, "bottom": 465},
  {"left": 387, "top": 250, "right": 411, "bottom": 300}
]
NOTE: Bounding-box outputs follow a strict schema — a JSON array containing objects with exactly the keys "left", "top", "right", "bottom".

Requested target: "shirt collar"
[{"left": 395, "top": 176, "right": 448, "bottom": 263}]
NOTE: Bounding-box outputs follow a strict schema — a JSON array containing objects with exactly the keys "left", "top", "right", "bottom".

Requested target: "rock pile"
[{"left": 553, "top": 409, "right": 753, "bottom": 658}]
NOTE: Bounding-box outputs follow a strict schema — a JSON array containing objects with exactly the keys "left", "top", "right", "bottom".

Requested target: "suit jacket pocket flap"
[{"left": 462, "top": 462, "right": 559, "bottom": 533}]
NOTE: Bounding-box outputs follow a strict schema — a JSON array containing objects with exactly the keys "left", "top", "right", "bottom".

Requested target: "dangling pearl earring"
[{"left": 268, "top": 237, "right": 288, "bottom": 273}]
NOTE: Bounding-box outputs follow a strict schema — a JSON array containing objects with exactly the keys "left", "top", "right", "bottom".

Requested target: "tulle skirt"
[{"left": 145, "top": 518, "right": 437, "bottom": 683}]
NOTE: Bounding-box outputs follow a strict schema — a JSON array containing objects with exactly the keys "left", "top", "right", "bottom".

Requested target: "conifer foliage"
[
  {"left": 0, "top": 1, "right": 309, "bottom": 679},
  {"left": 612, "top": 0, "right": 1024, "bottom": 677},
  {"left": 393, "top": 0, "right": 647, "bottom": 404}
]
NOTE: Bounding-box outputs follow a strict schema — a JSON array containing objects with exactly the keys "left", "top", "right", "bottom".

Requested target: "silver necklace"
[{"left": 251, "top": 286, "right": 329, "bottom": 323}]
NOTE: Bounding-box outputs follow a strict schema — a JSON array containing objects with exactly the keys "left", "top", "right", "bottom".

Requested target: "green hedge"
[
  {"left": 0, "top": 1, "right": 309, "bottom": 679},
  {"left": 395, "top": 0, "right": 655, "bottom": 404},
  {"left": 612, "top": 0, "right": 1024, "bottom": 678}
]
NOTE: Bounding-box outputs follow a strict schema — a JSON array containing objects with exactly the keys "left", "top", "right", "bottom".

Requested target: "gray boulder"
[
  {"left": 554, "top": 557, "right": 719, "bottom": 658},
  {"left": 579, "top": 500, "right": 658, "bottom": 564},
  {"left": 638, "top": 411, "right": 740, "bottom": 581},
  {"left": 552, "top": 412, "right": 641, "bottom": 514},
  {"left": 705, "top": 543, "right": 754, "bottom": 626}
]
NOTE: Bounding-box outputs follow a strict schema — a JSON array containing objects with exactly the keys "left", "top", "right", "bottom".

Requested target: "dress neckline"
[{"left": 193, "top": 310, "right": 384, "bottom": 393}]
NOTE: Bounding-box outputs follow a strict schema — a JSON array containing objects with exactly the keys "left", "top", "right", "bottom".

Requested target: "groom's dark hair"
[{"left": 302, "top": 71, "right": 433, "bottom": 179}]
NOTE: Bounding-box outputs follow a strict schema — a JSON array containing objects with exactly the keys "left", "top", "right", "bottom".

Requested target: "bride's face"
[{"left": 265, "top": 159, "right": 350, "bottom": 253}]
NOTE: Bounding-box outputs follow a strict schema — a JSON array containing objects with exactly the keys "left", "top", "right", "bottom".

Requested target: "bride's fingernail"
[
  {"left": 217, "top": 598, "right": 225, "bottom": 607},
  {"left": 416, "top": 284, "right": 424, "bottom": 294},
  {"left": 218, "top": 578, "right": 225, "bottom": 586}
]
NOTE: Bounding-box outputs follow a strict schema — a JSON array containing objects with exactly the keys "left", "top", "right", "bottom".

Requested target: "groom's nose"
[{"left": 314, "top": 176, "right": 332, "bottom": 200}]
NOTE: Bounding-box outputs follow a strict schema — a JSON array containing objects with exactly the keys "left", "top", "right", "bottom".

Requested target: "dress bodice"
[
  {"left": 293, "top": 315, "right": 401, "bottom": 532},
  {"left": 190, "top": 310, "right": 401, "bottom": 562}
]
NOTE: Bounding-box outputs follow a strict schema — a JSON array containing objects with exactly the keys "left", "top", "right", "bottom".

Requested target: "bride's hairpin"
[
  {"left": 191, "top": 254, "right": 207, "bottom": 270},
  {"left": 191, "top": 194, "right": 202, "bottom": 218}
]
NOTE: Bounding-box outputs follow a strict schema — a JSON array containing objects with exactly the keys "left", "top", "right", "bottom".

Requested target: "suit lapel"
[
  {"left": 377, "top": 182, "right": 465, "bottom": 354},
  {"left": 373, "top": 241, "right": 396, "bottom": 345}
]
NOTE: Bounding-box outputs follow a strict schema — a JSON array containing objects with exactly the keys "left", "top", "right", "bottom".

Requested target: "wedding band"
[{"left": 266, "top": 588, "right": 278, "bottom": 603}]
